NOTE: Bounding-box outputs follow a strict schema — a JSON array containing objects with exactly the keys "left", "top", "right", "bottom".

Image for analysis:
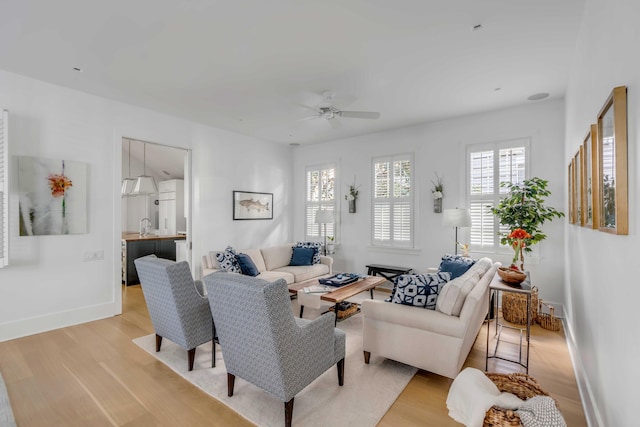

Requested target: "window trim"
[
  {"left": 0, "top": 110, "right": 8, "bottom": 268},
  {"left": 465, "top": 138, "right": 530, "bottom": 255},
  {"left": 370, "top": 153, "right": 414, "bottom": 248}
]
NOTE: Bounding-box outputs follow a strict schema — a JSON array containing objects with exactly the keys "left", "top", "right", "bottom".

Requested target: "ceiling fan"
[{"left": 299, "top": 91, "right": 380, "bottom": 127}]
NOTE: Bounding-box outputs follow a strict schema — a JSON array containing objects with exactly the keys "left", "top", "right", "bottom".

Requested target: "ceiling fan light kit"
[{"left": 302, "top": 91, "right": 380, "bottom": 123}]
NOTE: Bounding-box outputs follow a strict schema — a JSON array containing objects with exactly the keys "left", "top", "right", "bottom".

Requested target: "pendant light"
[
  {"left": 132, "top": 141, "right": 158, "bottom": 195},
  {"left": 121, "top": 139, "right": 136, "bottom": 196}
]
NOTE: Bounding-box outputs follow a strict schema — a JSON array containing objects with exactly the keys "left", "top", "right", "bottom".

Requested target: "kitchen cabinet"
[
  {"left": 158, "top": 179, "right": 185, "bottom": 235},
  {"left": 122, "top": 233, "right": 186, "bottom": 286}
]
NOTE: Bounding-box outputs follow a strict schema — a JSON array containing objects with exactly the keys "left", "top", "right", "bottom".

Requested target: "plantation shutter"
[
  {"left": 372, "top": 155, "right": 413, "bottom": 247},
  {"left": 0, "top": 110, "right": 8, "bottom": 267},
  {"left": 469, "top": 150, "right": 495, "bottom": 248},
  {"left": 305, "top": 165, "right": 335, "bottom": 240},
  {"left": 467, "top": 139, "right": 529, "bottom": 251}
]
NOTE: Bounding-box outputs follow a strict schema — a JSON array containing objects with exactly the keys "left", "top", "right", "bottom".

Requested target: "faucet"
[{"left": 139, "top": 218, "right": 152, "bottom": 236}]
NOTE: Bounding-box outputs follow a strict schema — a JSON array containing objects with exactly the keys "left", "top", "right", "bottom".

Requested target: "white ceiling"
[{"left": 1, "top": 0, "right": 585, "bottom": 145}]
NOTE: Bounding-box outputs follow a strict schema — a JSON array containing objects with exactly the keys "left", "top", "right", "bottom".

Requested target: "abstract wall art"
[{"left": 18, "top": 156, "right": 88, "bottom": 235}]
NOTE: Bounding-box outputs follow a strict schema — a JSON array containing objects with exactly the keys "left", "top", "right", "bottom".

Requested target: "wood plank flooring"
[{"left": 0, "top": 285, "right": 587, "bottom": 426}]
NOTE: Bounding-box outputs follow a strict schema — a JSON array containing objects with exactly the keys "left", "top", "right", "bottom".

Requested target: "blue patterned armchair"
[
  {"left": 203, "top": 272, "right": 345, "bottom": 427},
  {"left": 134, "top": 255, "right": 214, "bottom": 371}
]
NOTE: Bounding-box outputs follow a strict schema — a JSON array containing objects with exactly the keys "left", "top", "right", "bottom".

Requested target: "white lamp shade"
[
  {"left": 133, "top": 175, "right": 158, "bottom": 195},
  {"left": 442, "top": 208, "right": 471, "bottom": 227},
  {"left": 121, "top": 178, "right": 137, "bottom": 196},
  {"left": 314, "top": 210, "right": 334, "bottom": 224}
]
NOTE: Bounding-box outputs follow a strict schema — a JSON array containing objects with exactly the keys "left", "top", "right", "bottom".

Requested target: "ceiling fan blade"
[
  {"left": 338, "top": 111, "right": 380, "bottom": 119},
  {"left": 296, "top": 103, "right": 320, "bottom": 114}
]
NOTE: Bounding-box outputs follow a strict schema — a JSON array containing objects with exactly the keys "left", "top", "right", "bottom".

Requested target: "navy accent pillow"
[
  {"left": 294, "top": 242, "right": 322, "bottom": 264},
  {"left": 236, "top": 253, "right": 260, "bottom": 277},
  {"left": 289, "top": 247, "right": 315, "bottom": 266},
  {"left": 438, "top": 254, "right": 476, "bottom": 280}
]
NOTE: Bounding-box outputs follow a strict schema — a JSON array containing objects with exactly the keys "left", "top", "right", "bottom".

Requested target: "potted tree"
[
  {"left": 492, "top": 177, "right": 564, "bottom": 325},
  {"left": 491, "top": 177, "right": 564, "bottom": 271}
]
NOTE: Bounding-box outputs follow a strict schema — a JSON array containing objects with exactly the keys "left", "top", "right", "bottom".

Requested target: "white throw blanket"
[{"left": 446, "top": 368, "right": 524, "bottom": 427}]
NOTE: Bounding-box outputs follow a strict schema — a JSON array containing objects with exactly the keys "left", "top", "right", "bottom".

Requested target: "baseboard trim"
[
  {"left": 0, "top": 302, "right": 117, "bottom": 342},
  {"left": 562, "top": 309, "right": 604, "bottom": 427}
]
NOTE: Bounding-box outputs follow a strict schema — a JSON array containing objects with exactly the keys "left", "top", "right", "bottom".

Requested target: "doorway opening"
[{"left": 120, "top": 137, "right": 192, "bottom": 300}]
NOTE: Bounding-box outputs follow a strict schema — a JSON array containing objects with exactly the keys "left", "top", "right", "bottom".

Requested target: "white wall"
[
  {"left": 0, "top": 69, "right": 292, "bottom": 342},
  {"left": 293, "top": 99, "right": 567, "bottom": 303},
  {"left": 564, "top": 0, "right": 640, "bottom": 425}
]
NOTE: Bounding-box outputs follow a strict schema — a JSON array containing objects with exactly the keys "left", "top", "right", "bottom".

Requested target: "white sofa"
[
  {"left": 362, "top": 258, "right": 499, "bottom": 379},
  {"left": 201, "top": 243, "right": 333, "bottom": 287}
]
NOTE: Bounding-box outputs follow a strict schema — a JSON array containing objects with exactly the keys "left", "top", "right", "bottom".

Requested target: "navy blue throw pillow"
[
  {"left": 236, "top": 253, "right": 260, "bottom": 277},
  {"left": 438, "top": 254, "right": 476, "bottom": 280},
  {"left": 289, "top": 247, "right": 316, "bottom": 266}
]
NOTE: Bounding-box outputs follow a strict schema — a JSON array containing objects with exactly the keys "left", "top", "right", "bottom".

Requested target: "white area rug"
[{"left": 133, "top": 296, "right": 417, "bottom": 427}]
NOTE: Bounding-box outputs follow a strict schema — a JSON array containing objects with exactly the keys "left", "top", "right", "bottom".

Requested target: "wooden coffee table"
[{"left": 289, "top": 275, "right": 386, "bottom": 325}]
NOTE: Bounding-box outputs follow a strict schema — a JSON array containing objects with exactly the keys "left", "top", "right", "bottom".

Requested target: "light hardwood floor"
[{"left": 0, "top": 285, "right": 587, "bottom": 426}]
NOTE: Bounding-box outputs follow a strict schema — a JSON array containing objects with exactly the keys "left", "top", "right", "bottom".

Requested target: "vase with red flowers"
[{"left": 507, "top": 228, "right": 531, "bottom": 271}]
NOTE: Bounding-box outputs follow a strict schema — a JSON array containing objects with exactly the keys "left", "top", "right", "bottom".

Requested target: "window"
[
  {"left": 0, "top": 110, "right": 8, "bottom": 268},
  {"left": 305, "top": 164, "right": 335, "bottom": 240},
  {"left": 467, "top": 139, "right": 529, "bottom": 252},
  {"left": 372, "top": 154, "right": 413, "bottom": 247}
]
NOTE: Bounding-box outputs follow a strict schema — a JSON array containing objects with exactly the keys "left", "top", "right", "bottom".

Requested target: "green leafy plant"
[
  {"left": 431, "top": 172, "right": 444, "bottom": 199},
  {"left": 491, "top": 177, "right": 564, "bottom": 260}
]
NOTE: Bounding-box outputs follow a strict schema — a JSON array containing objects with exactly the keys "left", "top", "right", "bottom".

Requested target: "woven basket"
[
  {"left": 502, "top": 287, "right": 538, "bottom": 325},
  {"left": 483, "top": 373, "right": 555, "bottom": 426},
  {"left": 537, "top": 301, "right": 561, "bottom": 331},
  {"left": 329, "top": 302, "right": 359, "bottom": 319}
]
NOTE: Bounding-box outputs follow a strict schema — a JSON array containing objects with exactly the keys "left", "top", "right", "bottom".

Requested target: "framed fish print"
[{"left": 233, "top": 191, "right": 273, "bottom": 220}]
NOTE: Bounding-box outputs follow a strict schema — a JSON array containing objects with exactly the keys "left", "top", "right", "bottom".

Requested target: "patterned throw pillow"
[
  {"left": 438, "top": 254, "right": 476, "bottom": 279},
  {"left": 215, "top": 246, "right": 241, "bottom": 273},
  {"left": 294, "top": 242, "right": 322, "bottom": 264},
  {"left": 391, "top": 272, "right": 451, "bottom": 309}
]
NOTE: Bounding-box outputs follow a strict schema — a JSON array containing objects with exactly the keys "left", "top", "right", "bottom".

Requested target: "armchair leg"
[
  {"left": 363, "top": 351, "right": 371, "bottom": 364},
  {"left": 227, "top": 373, "right": 235, "bottom": 397},
  {"left": 155, "top": 334, "right": 163, "bottom": 352},
  {"left": 212, "top": 321, "right": 216, "bottom": 368},
  {"left": 188, "top": 348, "right": 196, "bottom": 371},
  {"left": 337, "top": 358, "right": 345, "bottom": 386},
  {"left": 284, "top": 398, "right": 294, "bottom": 427}
]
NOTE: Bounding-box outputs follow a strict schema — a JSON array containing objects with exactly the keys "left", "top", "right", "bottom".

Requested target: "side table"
[{"left": 485, "top": 272, "right": 532, "bottom": 373}]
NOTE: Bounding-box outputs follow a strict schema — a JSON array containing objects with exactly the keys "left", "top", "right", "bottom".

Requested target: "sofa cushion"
[
  {"left": 391, "top": 272, "right": 451, "bottom": 309},
  {"left": 436, "top": 270, "right": 481, "bottom": 316},
  {"left": 236, "top": 253, "right": 260, "bottom": 276},
  {"left": 438, "top": 254, "right": 476, "bottom": 279},
  {"left": 257, "top": 270, "right": 295, "bottom": 284},
  {"left": 289, "top": 247, "right": 316, "bottom": 266},
  {"left": 215, "top": 246, "right": 241, "bottom": 273},
  {"left": 465, "top": 257, "right": 493, "bottom": 278},
  {"left": 261, "top": 244, "right": 295, "bottom": 271},
  {"left": 294, "top": 241, "right": 322, "bottom": 264},
  {"left": 272, "top": 264, "right": 330, "bottom": 283}
]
